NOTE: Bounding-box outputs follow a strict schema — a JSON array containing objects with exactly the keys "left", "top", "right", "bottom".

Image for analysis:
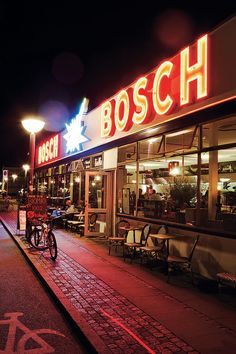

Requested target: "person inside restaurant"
[{"left": 65, "top": 199, "right": 77, "bottom": 213}]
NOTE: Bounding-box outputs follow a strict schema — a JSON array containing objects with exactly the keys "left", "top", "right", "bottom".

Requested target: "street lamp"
[
  {"left": 22, "top": 164, "right": 30, "bottom": 194},
  {"left": 12, "top": 174, "right": 18, "bottom": 182},
  {"left": 3, "top": 176, "right": 8, "bottom": 195},
  {"left": 22, "top": 164, "right": 30, "bottom": 176},
  {"left": 21, "top": 117, "right": 45, "bottom": 194}
]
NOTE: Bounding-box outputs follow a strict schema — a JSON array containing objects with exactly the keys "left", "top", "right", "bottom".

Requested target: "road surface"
[{"left": 0, "top": 223, "right": 90, "bottom": 354}]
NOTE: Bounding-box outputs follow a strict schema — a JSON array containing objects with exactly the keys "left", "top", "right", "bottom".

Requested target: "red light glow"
[
  {"left": 101, "top": 309, "right": 155, "bottom": 354},
  {"left": 37, "top": 134, "right": 59, "bottom": 166},
  {"left": 101, "top": 35, "right": 209, "bottom": 138}
]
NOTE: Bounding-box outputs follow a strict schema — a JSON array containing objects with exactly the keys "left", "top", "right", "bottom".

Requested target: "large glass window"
[
  {"left": 117, "top": 162, "right": 137, "bottom": 215},
  {"left": 136, "top": 155, "right": 198, "bottom": 223},
  {"left": 117, "top": 143, "right": 138, "bottom": 215},
  {"left": 88, "top": 174, "right": 107, "bottom": 208},
  {"left": 72, "top": 173, "right": 84, "bottom": 207},
  {"left": 118, "top": 143, "right": 137, "bottom": 163},
  {"left": 139, "top": 136, "right": 163, "bottom": 159},
  {"left": 200, "top": 146, "right": 236, "bottom": 232},
  {"left": 202, "top": 116, "right": 236, "bottom": 148},
  {"left": 117, "top": 117, "right": 236, "bottom": 235},
  {"left": 165, "top": 127, "right": 198, "bottom": 154},
  {"left": 37, "top": 177, "right": 48, "bottom": 195}
]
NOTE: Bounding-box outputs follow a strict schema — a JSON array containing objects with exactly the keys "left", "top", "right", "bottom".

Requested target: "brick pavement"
[
  {"left": 40, "top": 249, "right": 196, "bottom": 353},
  {"left": 1, "top": 211, "right": 236, "bottom": 353}
]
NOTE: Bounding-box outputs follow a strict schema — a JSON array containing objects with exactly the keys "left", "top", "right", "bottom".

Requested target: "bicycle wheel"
[
  {"left": 29, "top": 228, "right": 48, "bottom": 250},
  {"left": 48, "top": 231, "right": 57, "bottom": 261},
  {"left": 34, "top": 228, "right": 41, "bottom": 246},
  {"left": 25, "top": 223, "right": 33, "bottom": 242},
  {"left": 28, "top": 228, "right": 38, "bottom": 248}
]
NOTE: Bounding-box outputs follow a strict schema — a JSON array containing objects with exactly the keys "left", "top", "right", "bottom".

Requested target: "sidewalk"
[{"left": 1, "top": 211, "right": 236, "bottom": 354}]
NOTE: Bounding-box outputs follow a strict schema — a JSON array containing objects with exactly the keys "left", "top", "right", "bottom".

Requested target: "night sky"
[{"left": 0, "top": 1, "right": 235, "bottom": 171}]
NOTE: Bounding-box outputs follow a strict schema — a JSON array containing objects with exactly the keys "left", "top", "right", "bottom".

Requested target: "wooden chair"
[
  {"left": 62, "top": 212, "right": 74, "bottom": 230},
  {"left": 67, "top": 212, "right": 84, "bottom": 233},
  {"left": 124, "top": 224, "right": 151, "bottom": 263},
  {"left": 140, "top": 225, "right": 168, "bottom": 267},
  {"left": 78, "top": 213, "right": 98, "bottom": 236},
  {"left": 108, "top": 220, "right": 130, "bottom": 256},
  {"left": 88, "top": 213, "right": 98, "bottom": 231},
  {"left": 167, "top": 235, "right": 200, "bottom": 283}
]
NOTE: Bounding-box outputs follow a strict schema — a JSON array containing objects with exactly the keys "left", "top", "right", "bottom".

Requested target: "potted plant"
[
  {"left": 169, "top": 177, "right": 197, "bottom": 209},
  {"left": 169, "top": 178, "right": 197, "bottom": 223}
]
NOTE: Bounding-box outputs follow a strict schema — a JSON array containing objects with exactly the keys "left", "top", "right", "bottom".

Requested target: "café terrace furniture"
[
  {"left": 167, "top": 235, "right": 200, "bottom": 283},
  {"left": 77, "top": 213, "right": 98, "bottom": 236},
  {"left": 50, "top": 209, "right": 66, "bottom": 228},
  {"left": 62, "top": 211, "right": 77, "bottom": 229},
  {"left": 120, "top": 225, "right": 143, "bottom": 244},
  {"left": 145, "top": 232, "right": 178, "bottom": 273},
  {"left": 140, "top": 225, "right": 169, "bottom": 267},
  {"left": 108, "top": 220, "right": 130, "bottom": 256},
  {"left": 124, "top": 224, "right": 151, "bottom": 263},
  {"left": 67, "top": 212, "right": 85, "bottom": 233}
]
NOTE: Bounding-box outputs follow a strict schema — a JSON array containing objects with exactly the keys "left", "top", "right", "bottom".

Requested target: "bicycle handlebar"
[{"left": 28, "top": 215, "right": 63, "bottom": 228}]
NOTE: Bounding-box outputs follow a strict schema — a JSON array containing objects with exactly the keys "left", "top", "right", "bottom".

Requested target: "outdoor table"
[
  {"left": 149, "top": 233, "right": 177, "bottom": 257},
  {"left": 63, "top": 211, "right": 79, "bottom": 218},
  {"left": 74, "top": 213, "right": 85, "bottom": 217},
  {"left": 73, "top": 213, "right": 85, "bottom": 223},
  {"left": 47, "top": 206, "right": 56, "bottom": 213},
  {"left": 59, "top": 210, "right": 66, "bottom": 215}
]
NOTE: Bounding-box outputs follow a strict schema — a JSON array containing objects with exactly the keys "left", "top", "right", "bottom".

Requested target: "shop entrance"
[{"left": 84, "top": 171, "right": 112, "bottom": 237}]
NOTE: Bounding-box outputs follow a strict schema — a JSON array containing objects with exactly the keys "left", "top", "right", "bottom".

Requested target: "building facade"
[{"left": 34, "top": 16, "right": 236, "bottom": 278}]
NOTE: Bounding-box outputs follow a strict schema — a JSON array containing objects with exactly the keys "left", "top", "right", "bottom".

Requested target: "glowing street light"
[
  {"left": 21, "top": 117, "right": 45, "bottom": 193},
  {"left": 21, "top": 118, "right": 45, "bottom": 134},
  {"left": 22, "top": 164, "right": 30, "bottom": 176},
  {"left": 22, "top": 164, "right": 30, "bottom": 191},
  {"left": 12, "top": 174, "right": 18, "bottom": 182},
  {"left": 2, "top": 172, "right": 8, "bottom": 194}
]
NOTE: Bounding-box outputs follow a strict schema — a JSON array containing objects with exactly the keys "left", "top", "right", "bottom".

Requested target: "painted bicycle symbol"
[{"left": 0, "top": 312, "right": 65, "bottom": 353}]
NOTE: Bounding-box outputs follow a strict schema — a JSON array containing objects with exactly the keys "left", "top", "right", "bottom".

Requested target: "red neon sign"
[
  {"left": 101, "top": 34, "right": 208, "bottom": 137},
  {"left": 37, "top": 134, "right": 59, "bottom": 166}
]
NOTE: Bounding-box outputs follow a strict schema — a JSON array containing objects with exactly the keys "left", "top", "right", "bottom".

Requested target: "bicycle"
[{"left": 28, "top": 216, "right": 59, "bottom": 261}]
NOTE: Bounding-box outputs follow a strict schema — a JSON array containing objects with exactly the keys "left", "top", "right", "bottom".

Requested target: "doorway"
[{"left": 84, "top": 171, "right": 112, "bottom": 237}]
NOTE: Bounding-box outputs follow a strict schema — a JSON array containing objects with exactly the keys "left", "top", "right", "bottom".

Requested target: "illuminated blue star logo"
[{"left": 63, "top": 98, "right": 89, "bottom": 153}]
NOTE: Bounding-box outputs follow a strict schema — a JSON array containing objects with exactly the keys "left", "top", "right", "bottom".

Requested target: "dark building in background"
[{"left": 1, "top": 167, "right": 27, "bottom": 196}]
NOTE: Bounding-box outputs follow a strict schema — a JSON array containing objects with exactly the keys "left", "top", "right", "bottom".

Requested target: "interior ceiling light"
[
  {"left": 168, "top": 161, "right": 180, "bottom": 176},
  {"left": 148, "top": 137, "right": 159, "bottom": 144},
  {"left": 166, "top": 129, "right": 192, "bottom": 138}
]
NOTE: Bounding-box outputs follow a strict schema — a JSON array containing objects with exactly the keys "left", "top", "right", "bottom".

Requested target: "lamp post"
[
  {"left": 12, "top": 174, "right": 18, "bottom": 182},
  {"left": 22, "top": 164, "right": 30, "bottom": 177},
  {"left": 22, "top": 164, "right": 30, "bottom": 192},
  {"left": 3, "top": 177, "right": 8, "bottom": 195},
  {"left": 21, "top": 117, "right": 45, "bottom": 194}
]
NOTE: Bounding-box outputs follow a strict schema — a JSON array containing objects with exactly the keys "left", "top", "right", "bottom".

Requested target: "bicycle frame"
[{"left": 29, "top": 217, "right": 58, "bottom": 261}]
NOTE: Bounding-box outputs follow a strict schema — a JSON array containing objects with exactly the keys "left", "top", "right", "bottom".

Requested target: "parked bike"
[{"left": 28, "top": 216, "right": 60, "bottom": 261}]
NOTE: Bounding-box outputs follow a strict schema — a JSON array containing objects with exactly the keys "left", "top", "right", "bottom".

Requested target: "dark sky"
[{"left": 0, "top": 1, "right": 236, "bottom": 171}]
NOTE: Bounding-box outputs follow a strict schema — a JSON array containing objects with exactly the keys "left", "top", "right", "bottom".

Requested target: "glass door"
[{"left": 84, "top": 171, "right": 112, "bottom": 237}]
